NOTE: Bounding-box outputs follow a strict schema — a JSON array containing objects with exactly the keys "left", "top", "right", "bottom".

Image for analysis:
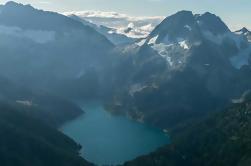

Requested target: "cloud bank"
[{"left": 64, "top": 11, "right": 165, "bottom": 38}]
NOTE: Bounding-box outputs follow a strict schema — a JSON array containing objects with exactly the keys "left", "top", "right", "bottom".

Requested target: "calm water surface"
[{"left": 61, "top": 101, "right": 168, "bottom": 165}]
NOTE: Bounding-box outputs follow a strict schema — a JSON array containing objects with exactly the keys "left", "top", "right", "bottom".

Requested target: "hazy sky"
[{"left": 0, "top": 0, "right": 250, "bottom": 30}]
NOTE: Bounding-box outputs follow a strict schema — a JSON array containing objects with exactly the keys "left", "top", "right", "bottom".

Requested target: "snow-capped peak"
[
  {"left": 235, "top": 27, "right": 250, "bottom": 35},
  {"left": 235, "top": 27, "right": 251, "bottom": 42},
  {"left": 138, "top": 10, "right": 251, "bottom": 70}
]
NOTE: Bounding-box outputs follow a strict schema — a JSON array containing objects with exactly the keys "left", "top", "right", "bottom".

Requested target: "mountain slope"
[
  {"left": 124, "top": 97, "right": 251, "bottom": 166},
  {"left": 0, "top": 76, "right": 84, "bottom": 127},
  {"left": 0, "top": 1, "right": 114, "bottom": 98},
  {"left": 0, "top": 102, "right": 93, "bottom": 166}
]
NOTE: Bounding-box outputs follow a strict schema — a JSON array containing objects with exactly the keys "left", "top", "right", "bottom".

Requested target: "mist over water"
[{"left": 61, "top": 101, "right": 169, "bottom": 165}]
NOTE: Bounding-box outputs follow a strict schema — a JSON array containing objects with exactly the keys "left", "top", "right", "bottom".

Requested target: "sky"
[{"left": 0, "top": 0, "right": 250, "bottom": 30}]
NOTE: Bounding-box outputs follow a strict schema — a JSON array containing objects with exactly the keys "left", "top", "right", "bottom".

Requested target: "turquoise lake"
[{"left": 61, "top": 101, "right": 169, "bottom": 165}]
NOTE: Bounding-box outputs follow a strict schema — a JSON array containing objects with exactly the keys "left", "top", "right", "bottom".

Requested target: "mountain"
[
  {"left": 69, "top": 14, "right": 136, "bottom": 45},
  {"left": 0, "top": 102, "right": 93, "bottom": 166},
  {"left": 236, "top": 27, "right": 251, "bottom": 42},
  {"left": 124, "top": 96, "right": 251, "bottom": 166},
  {"left": 135, "top": 11, "right": 251, "bottom": 70},
  {"left": 107, "top": 11, "right": 251, "bottom": 128},
  {"left": 145, "top": 11, "right": 229, "bottom": 44},
  {"left": 0, "top": 1, "right": 114, "bottom": 98}
]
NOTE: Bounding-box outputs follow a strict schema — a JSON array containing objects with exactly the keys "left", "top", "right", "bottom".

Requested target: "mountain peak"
[
  {"left": 4, "top": 1, "right": 32, "bottom": 9},
  {"left": 241, "top": 27, "right": 249, "bottom": 32},
  {"left": 200, "top": 11, "right": 216, "bottom": 17},
  {"left": 147, "top": 10, "right": 197, "bottom": 42},
  {"left": 235, "top": 27, "right": 251, "bottom": 42},
  {"left": 196, "top": 12, "right": 230, "bottom": 35},
  {"left": 147, "top": 10, "right": 230, "bottom": 44},
  {"left": 174, "top": 10, "right": 193, "bottom": 17},
  {"left": 5, "top": 1, "right": 20, "bottom": 6},
  {"left": 158, "top": 10, "right": 194, "bottom": 28},
  {"left": 166, "top": 10, "right": 194, "bottom": 22},
  {"left": 0, "top": 1, "right": 86, "bottom": 31},
  {"left": 2, "top": 1, "right": 37, "bottom": 15},
  {"left": 236, "top": 27, "right": 250, "bottom": 34},
  {"left": 139, "top": 10, "right": 237, "bottom": 68}
]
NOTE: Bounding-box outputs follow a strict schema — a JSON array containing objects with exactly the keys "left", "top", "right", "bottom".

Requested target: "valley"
[{"left": 0, "top": 1, "right": 250, "bottom": 166}]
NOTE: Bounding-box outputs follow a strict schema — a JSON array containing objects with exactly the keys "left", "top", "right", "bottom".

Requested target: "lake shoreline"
[{"left": 61, "top": 100, "right": 169, "bottom": 165}]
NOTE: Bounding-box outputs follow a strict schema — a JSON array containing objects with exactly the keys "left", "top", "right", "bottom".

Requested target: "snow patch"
[
  {"left": 129, "top": 84, "right": 148, "bottom": 96},
  {"left": 136, "top": 38, "right": 146, "bottom": 46},
  {"left": 244, "top": 32, "right": 249, "bottom": 36},
  {"left": 151, "top": 43, "right": 174, "bottom": 66},
  {"left": 184, "top": 25, "right": 192, "bottom": 31},
  {"left": 148, "top": 35, "right": 158, "bottom": 44},
  {"left": 246, "top": 35, "right": 251, "bottom": 42},
  {"left": 108, "top": 30, "right": 114, "bottom": 34},
  {"left": 235, "top": 31, "right": 243, "bottom": 35},
  {"left": 16, "top": 100, "right": 33, "bottom": 107},
  {"left": 179, "top": 40, "right": 189, "bottom": 49},
  {"left": 148, "top": 37, "right": 191, "bottom": 66},
  {"left": 129, "top": 83, "right": 159, "bottom": 96}
]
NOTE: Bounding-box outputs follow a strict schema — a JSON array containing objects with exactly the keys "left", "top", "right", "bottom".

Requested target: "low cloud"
[{"left": 64, "top": 10, "right": 165, "bottom": 38}]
